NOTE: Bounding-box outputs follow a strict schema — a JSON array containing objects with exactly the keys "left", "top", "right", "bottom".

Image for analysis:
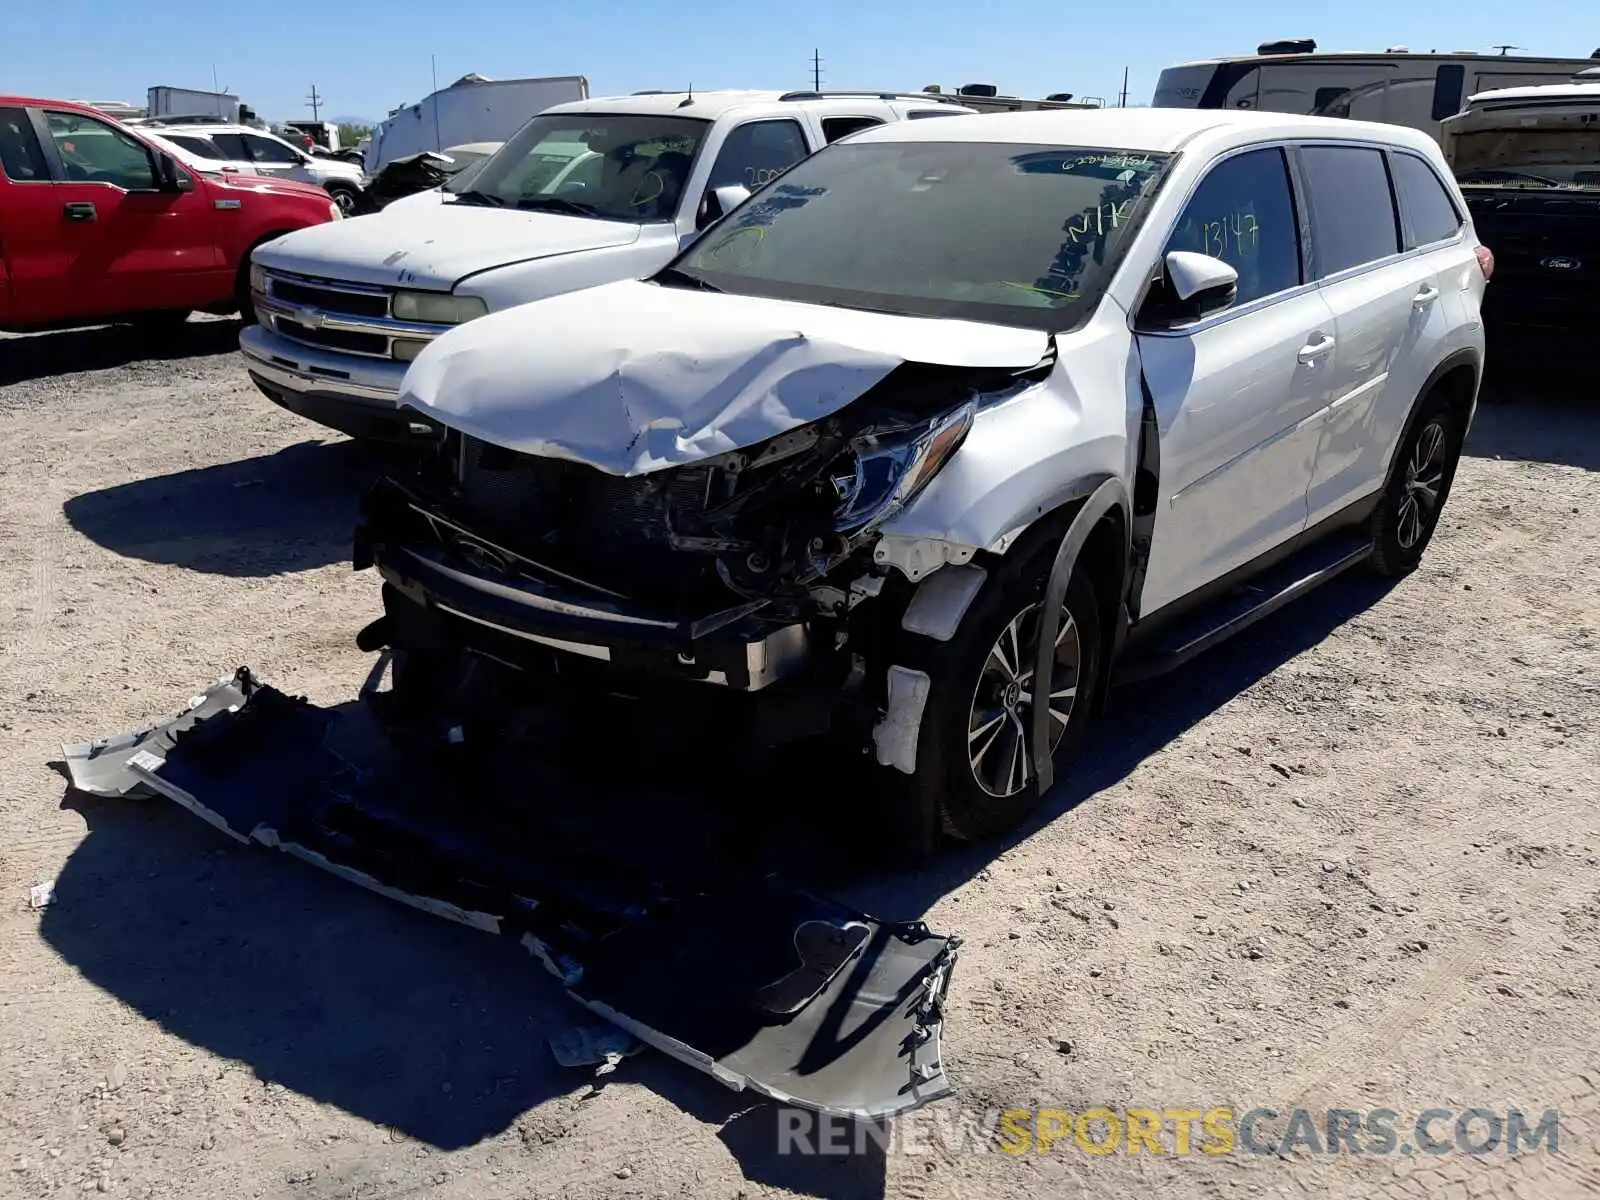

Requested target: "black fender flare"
[{"left": 1028, "top": 475, "right": 1130, "bottom": 792}]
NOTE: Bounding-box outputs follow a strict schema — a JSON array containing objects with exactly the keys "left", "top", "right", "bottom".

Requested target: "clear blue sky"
[{"left": 9, "top": 0, "right": 1593, "bottom": 123}]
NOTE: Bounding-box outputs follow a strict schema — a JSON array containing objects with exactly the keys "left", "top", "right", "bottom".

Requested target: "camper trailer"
[
  {"left": 365, "top": 74, "right": 588, "bottom": 173},
  {"left": 1153, "top": 41, "right": 1600, "bottom": 141}
]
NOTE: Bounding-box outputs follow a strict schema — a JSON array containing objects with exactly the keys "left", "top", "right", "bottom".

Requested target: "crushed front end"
[{"left": 354, "top": 355, "right": 1048, "bottom": 743}]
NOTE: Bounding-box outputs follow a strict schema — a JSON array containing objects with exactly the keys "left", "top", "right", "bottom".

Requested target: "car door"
[
  {"left": 0, "top": 105, "right": 69, "bottom": 323},
  {"left": 241, "top": 132, "right": 313, "bottom": 184},
  {"left": 1299, "top": 143, "right": 1446, "bottom": 525},
  {"left": 1134, "top": 144, "right": 1337, "bottom": 616},
  {"left": 683, "top": 116, "right": 814, "bottom": 237},
  {"left": 38, "top": 107, "right": 223, "bottom": 316}
]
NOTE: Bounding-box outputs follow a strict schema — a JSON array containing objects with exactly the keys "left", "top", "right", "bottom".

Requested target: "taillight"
[{"left": 1475, "top": 245, "right": 1495, "bottom": 282}]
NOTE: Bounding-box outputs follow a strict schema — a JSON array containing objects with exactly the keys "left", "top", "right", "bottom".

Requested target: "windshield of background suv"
[
  {"left": 450, "top": 112, "right": 710, "bottom": 221},
  {"left": 1452, "top": 118, "right": 1600, "bottom": 190},
  {"left": 667, "top": 141, "right": 1172, "bottom": 330}
]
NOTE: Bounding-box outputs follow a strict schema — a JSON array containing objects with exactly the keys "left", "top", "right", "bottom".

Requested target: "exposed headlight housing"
[
  {"left": 391, "top": 290, "right": 489, "bottom": 325},
  {"left": 249, "top": 262, "right": 268, "bottom": 295},
  {"left": 328, "top": 201, "right": 343, "bottom": 221},
  {"left": 830, "top": 399, "right": 977, "bottom": 534}
]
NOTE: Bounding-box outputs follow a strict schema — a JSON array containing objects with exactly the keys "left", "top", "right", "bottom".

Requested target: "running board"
[
  {"left": 62, "top": 669, "right": 957, "bottom": 1123},
  {"left": 1114, "top": 534, "right": 1373, "bottom": 684}
]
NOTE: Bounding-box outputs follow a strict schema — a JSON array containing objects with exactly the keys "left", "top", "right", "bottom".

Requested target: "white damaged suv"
[{"left": 355, "top": 108, "right": 1488, "bottom": 849}]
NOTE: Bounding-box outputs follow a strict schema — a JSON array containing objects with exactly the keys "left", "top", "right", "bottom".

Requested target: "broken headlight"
[{"left": 829, "top": 399, "right": 976, "bottom": 534}]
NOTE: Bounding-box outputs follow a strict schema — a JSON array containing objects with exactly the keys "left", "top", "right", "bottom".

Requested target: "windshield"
[
  {"left": 449, "top": 112, "right": 710, "bottom": 221},
  {"left": 667, "top": 141, "right": 1171, "bottom": 331},
  {"left": 1452, "top": 118, "right": 1600, "bottom": 190}
]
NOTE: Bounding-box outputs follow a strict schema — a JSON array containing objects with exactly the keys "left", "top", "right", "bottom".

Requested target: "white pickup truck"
[{"left": 240, "top": 89, "right": 972, "bottom": 440}]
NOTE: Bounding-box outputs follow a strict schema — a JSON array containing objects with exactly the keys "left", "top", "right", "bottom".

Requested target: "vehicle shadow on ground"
[
  {"left": 0, "top": 319, "right": 242, "bottom": 387},
  {"left": 1472, "top": 360, "right": 1600, "bottom": 472},
  {"left": 36, "top": 566, "right": 1396, "bottom": 1197},
  {"left": 62, "top": 439, "right": 380, "bottom": 577}
]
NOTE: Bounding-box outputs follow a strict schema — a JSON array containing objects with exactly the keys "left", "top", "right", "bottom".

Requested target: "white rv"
[
  {"left": 1153, "top": 39, "right": 1600, "bottom": 141},
  {"left": 365, "top": 74, "right": 588, "bottom": 173}
]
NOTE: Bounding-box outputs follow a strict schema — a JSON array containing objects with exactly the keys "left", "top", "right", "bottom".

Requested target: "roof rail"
[{"left": 776, "top": 89, "right": 967, "bottom": 106}]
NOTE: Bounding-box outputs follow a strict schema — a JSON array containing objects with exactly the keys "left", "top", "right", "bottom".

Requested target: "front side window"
[
  {"left": 1164, "top": 147, "right": 1302, "bottom": 305},
  {"left": 1389, "top": 152, "right": 1463, "bottom": 248},
  {"left": 669, "top": 141, "right": 1171, "bottom": 331},
  {"left": 456, "top": 112, "right": 710, "bottom": 222},
  {"left": 0, "top": 106, "right": 49, "bottom": 182},
  {"left": 707, "top": 119, "right": 810, "bottom": 191},
  {"left": 243, "top": 134, "right": 303, "bottom": 164},
  {"left": 1299, "top": 145, "right": 1401, "bottom": 277},
  {"left": 45, "top": 111, "right": 156, "bottom": 189}
]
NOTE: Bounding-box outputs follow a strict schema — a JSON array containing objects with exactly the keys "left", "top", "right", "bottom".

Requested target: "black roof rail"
[{"left": 776, "top": 89, "right": 967, "bottom": 106}]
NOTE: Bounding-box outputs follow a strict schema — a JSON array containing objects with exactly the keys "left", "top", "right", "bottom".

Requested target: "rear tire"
[
  {"left": 898, "top": 553, "right": 1103, "bottom": 845},
  {"left": 1366, "top": 388, "right": 1465, "bottom": 576}
]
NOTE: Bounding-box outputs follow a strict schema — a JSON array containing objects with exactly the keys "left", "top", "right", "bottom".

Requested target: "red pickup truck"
[{"left": 1, "top": 96, "right": 340, "bottom": 331}]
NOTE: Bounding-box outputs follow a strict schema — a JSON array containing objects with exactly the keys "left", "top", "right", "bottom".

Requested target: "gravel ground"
[{"left": 1, "top": 319, "right": 1597, "bottom": 1200}]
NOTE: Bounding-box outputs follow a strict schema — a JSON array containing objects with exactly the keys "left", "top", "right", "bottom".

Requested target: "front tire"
[
  {"left": 1366, "top": 388, "right": 1465, "bottom": 576},
  {"left": 327, "top": 183, "right": 360, "bottom": 216},
  {"left": 903, "top": 556, "right": 1102, "bottom": 844}
]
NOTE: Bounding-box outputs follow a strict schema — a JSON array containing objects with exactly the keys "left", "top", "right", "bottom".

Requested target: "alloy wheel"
[
  {"left": 965, "top": 601, "right": 1083, "bottom": 799},
  {"left": 1396, "top": 419, "right": 1447, "bottom": 550}
]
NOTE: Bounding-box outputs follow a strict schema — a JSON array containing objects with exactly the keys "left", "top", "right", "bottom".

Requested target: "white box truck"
[
  {"left": 365, "top": 74, "right": 589, "bottom": 173},
  {"left": 146, "top": 85, "right": 241, "bottom": 123}
]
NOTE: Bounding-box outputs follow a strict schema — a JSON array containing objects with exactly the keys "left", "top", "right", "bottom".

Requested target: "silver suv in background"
[{"left": 142, "top": 121, "right": 365, "bottom": 213}]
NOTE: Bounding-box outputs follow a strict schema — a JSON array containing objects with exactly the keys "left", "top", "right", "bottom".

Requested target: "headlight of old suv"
[
  {"left": 249, "top": 262, "right": 268, "bottom": 295},
  {"left": 830, "top": 399, "right": 977, "bottom": 534},
  {"left": 391, "top": 290, "right": 489, "bottom": 325}
]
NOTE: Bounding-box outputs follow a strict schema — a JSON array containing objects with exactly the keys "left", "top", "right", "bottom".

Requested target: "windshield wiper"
[
  {"left": 514, "top": 195, "right": 602, "bottom": 217},
  {"left": 450, "top": 189, "right": 506, "bottom": 207},
  {"left": 656, "top": 267, "right": 721, "bottom": 293}
]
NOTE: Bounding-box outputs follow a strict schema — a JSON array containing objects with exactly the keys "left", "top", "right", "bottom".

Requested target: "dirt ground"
[{"left": 1, "top": 318, "right": 1597, "bottom": 1200}]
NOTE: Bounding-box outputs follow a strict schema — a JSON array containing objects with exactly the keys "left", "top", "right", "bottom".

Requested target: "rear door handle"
[
  {"left": 1296, "top": 334, "right": 1336, "bottom": 364},
  {"left": 1414, "top": 285, "right": 1440, "bottom": 307},
  {"left": 63, "top": 202, "right": 97, "bottom": 222}
]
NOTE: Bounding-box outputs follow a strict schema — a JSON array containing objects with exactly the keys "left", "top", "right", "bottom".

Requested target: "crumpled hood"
[
  {"left": 252, "top": 206, "right": 643, "bottom": 290},
  {"left": 400, "top": 280, "right": 1050, "bottom": 475}
]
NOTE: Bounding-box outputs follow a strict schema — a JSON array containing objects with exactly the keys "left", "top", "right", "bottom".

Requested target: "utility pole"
[
  {"left": 306, "top": 84, "right": 323, "bottom": 120},
  {"left": 1119, "top": 66, "right": 1129, "bottom": 107},
  {"left": 811, "top": 49, "right": 823, "bottom": 92}
]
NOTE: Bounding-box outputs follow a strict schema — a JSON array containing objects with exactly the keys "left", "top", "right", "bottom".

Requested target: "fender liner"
[{"left": 1028, "top": 476, "right": 1129, "bottom": 793}]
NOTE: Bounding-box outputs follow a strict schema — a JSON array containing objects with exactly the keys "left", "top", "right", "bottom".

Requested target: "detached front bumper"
[
  {"left": 240, "top": 324, "right": 438, "bottom": 443},
  {"left": 62, "top": 669, "right": 958, "bottom": 1121}
]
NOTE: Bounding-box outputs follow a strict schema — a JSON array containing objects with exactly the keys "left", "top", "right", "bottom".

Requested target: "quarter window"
[
  {"left": 1299, "top": 145, "right": 1401, "bottom": 277},
  {"left": 706, "top": 119, "right": 809, "bottom": 191},
  {"left": 44, "top": 111, "right": 156, "bottom": 190},
  {"left": 1164, "top": 147, "right": 1302, "bottom": 305},
  {"left": 1389, "top": 152, "right": 1463, "bottom": 248},
  {"left": 821, "top": 116, "right": 883, "bottom": 143},
  {"left": 0, "top": 106, "right": 49, "bottom": 182}
]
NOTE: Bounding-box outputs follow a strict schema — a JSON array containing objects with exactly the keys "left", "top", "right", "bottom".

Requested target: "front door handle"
[
  {"left": 63, "top": 202, "right": 97, "bottom": 221},
  {"left": 1413, "top": 284, "right": 1440, "bottom": 307},
  {"left": 1296, "top": 334, "right": 1336, "bottom": 364}
]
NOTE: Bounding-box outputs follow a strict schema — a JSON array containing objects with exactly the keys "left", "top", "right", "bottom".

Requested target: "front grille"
[
  {"left": 1469, "top": 194, "right": 1600, "bottom": 329},
  {"left": 270, "top": 278, "right": 389, "bottom": 319},
  {"left": 275, "top": 319, "right": 389, "bottom": 357}
]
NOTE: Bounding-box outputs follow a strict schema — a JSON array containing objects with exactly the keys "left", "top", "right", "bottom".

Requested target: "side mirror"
[
  {"left": 696, "top": 183, "right": 752, "bottom": 231},
  {"left": 1144, "top": 251, "right": 1238, "bottom": 327},
  {"left": 158, "top": 154, "right": 194, "bottom": 193}
]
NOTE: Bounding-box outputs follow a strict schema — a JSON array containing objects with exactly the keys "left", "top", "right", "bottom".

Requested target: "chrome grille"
[{"left": 256, "top": 269, "right": 446, "bottom": 361}]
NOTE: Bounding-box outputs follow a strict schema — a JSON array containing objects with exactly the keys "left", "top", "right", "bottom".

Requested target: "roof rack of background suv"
[{"left": 777, "top": 90, "right": 969, "bottom": 106}]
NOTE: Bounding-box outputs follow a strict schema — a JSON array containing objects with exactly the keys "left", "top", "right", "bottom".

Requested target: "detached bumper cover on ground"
[{"left": 62, "top": 669, "right": 958, "bottom": 1121}]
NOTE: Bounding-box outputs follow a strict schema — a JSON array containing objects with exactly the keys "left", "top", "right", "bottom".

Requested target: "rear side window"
[
  {"left": 1299, "top": 145, "right": 1401, "bottom": 277},
  {"left": 821, "top": 116, "right": 883, "bottom": 143},
  {"left": 208, "top": 132, "right": 250, "bottom": 160},
  {"left": 0, "top": 106, "right": 49, "bottom": 182},
  {"left": 1389, "top": 152, "right": 1463, "bottom": 248},
  {"left": 707, "top": 119, "right": 810, "bottom": 190},
  {"left": 1164, "top": 147, "right": 1302, "bottom": 305}
]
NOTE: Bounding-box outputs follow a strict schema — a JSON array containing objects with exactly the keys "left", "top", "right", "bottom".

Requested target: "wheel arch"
[{"left": 1385, "top": 349, "right": 1480, "bottom": 481}]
